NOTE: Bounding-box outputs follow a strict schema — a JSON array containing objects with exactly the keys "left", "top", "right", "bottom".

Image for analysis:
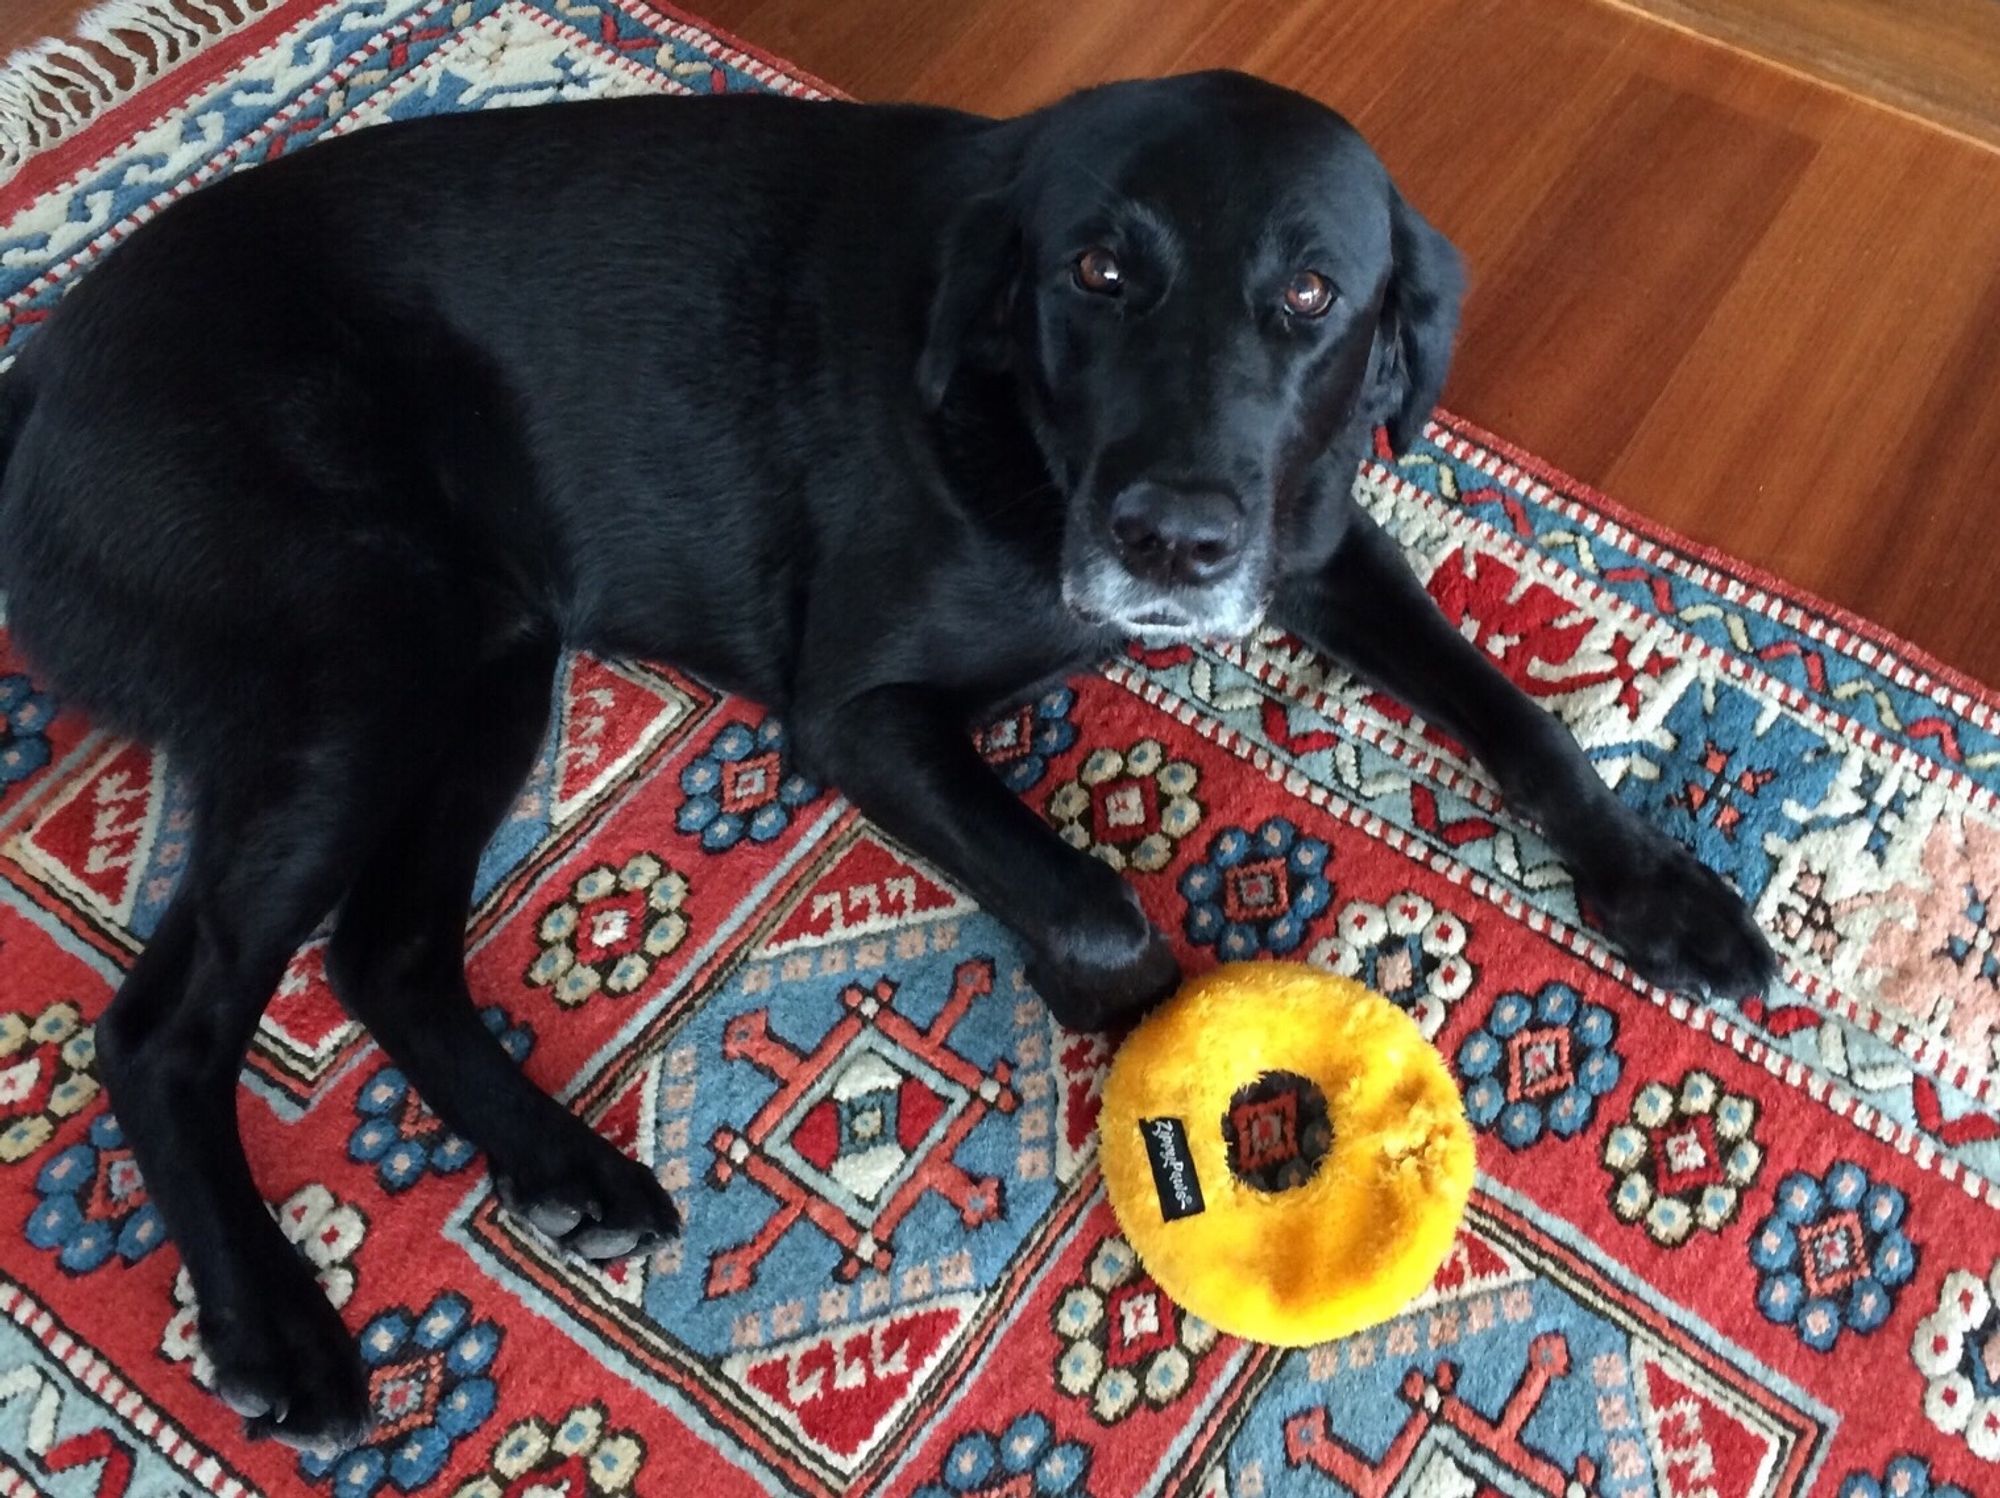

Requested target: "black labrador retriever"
[{"left": 0, "top": 71, "right": 1774, "bottom": 1448}]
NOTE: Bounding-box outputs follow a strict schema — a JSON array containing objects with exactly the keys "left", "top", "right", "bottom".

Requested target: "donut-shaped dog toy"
[{"left": 1100, "top": 963, "right": 1474, "bottom": 1345}]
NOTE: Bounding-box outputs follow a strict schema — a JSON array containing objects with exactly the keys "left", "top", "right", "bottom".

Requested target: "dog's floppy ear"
[
  {"left": 917, "top": 122, "right": 1031, "bottom": 411},
  {"left": 916, "top": 188, "right": 1020, "bottom": 410},
  {"left": 1362, "top": 188, "right": 1464, "bottom": 455}
]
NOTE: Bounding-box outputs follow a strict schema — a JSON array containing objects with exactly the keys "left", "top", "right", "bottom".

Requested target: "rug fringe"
[{"left": 0, "top": 0, "right": 269, "bottom": 179}]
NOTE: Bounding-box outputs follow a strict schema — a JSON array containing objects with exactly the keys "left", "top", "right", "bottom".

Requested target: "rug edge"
[
  {"left": 1430, "top": 407, "right": 2000, "bottom": 715},
  {"left": 0, "top": 0, "right": 333, "bottom": 208},
  {"left": 1, "top": 0, "right": 286, "bottom": 167},
  {"left": 636, "top": 0, "right": 845, "bottom": 100}
]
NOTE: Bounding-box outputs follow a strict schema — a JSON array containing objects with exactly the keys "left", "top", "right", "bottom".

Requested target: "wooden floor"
[
  {"left": 7, "top": 0, "right": 2000, "bottom": 685},
  {"left": 1608, "top": 0, "right": 2000, "bottom": 151}
]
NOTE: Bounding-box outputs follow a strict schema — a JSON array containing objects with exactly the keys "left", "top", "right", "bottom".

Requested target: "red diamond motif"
[
  {"left": 1223, "top": 857, "right": 1290, "bottom": 923},
  {"left": 1106, "top": 1280, "right": 1175, "bottom": 1367},
  {"left": 0, "top": 1054, "right": 54, "bottom": 1120},
  {"left": 1651, "top": 1115, "right": 1723, "bottom": 1194},
  {"left": 577, "top": 888, "right": 650, "bottom": 964},
  {"left": 722, "top": 751, "right": 782, "bottom": 813},
  {"left": 1230, "top": 1090, "right": 1300, "bottom": 1172},
  {"left": 1797, "top": 1211, "right": 1866, "bottom": 1299},
  {"left": 976, "top": 709, "right": 1034, "bottom": 764},
  {"left": 86, "top": 1148, "right": 146, "bottom": 1220},
  {"left": 1091, "top": 777, "right": 1158, "bottom": 843},
  {"left": 1506, "top": 1027, "right": 1573, "bottom": 1102},
  {"left": 367, "top": 1349, "right": 446, "bottom": 1440}
]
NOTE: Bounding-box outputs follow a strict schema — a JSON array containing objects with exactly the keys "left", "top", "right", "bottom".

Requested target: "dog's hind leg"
[
  {"left": 93, "top": 725, "right": 420, "bottom": 1453},
  {"left": 325, "top": 633, "right": 680, "bottom": 1263}
]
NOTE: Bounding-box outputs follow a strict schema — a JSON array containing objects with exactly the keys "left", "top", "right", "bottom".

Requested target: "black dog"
[{"left": 0, "top": 71, "right": 1773, "bottom": 1449}]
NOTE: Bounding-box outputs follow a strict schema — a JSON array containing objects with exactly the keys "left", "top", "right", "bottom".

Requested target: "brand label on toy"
[{"left": 1140, "top": 1117, "right": 1205, "bottom": 1220}]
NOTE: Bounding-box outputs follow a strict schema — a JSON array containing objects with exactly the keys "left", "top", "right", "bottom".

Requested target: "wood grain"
[
  {"left": 1605, "top": 0, "right": 2000, "bottom": 151},
  {"left": 6, "top": 0, "right": 2000, "bottom": 686},
  {"left": 1, "top": 0, "right": 106, "bottom": 57}
]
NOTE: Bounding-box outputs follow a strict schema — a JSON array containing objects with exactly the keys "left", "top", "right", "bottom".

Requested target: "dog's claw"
[
  {"left": 570, "top": 1224, "right": 643, "bottom": 1260},
  {"left": 527, "top": 1199, "right": 583, "bottom": 1237},
  {"left": 204, "top": 1286, "right": 369, "bottom": 1455},
  {"left": 492, "top": 1127, "right": 681, "bottom": 1266}
]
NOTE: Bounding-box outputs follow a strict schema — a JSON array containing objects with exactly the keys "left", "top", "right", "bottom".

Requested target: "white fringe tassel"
[{"left": 0, "top": 0, "right": 273, "bottom": 178}]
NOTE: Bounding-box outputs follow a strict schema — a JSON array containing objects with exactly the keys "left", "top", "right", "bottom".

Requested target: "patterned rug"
[{"left": 2, "top": 4, "right": 1997, "bottom": 1496}]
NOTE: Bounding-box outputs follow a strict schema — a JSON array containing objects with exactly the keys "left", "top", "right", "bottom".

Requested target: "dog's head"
[{"left": 919, "top": 71, "right": 1463, "bottom": 640}]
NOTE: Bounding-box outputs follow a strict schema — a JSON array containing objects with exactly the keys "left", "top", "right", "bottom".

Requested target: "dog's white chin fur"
[{"left": 1061, "top": 559, "right": 1267, "bottom": 643}]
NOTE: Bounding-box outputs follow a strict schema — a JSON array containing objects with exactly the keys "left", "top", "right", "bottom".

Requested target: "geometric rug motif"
[{"left": 1, "top": 3, "right": 1995, "bottom": 1496}]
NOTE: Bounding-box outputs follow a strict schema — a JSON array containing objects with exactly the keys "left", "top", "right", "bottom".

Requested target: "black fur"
[{"left": 0, "top": 72, "right": 1774, "bottom": 1450}]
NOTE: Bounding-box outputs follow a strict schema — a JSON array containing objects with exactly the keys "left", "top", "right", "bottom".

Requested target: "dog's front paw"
[
  {"left": 1578, "top": 829, "right": 1777, "bottom": 998},
  {"left": 1028, "top": 881, "right": 1180, "bottom": 1032},
  {"left": 493, "top": 1116, "right": 681, "bottom": 1262},
  {"left": 202, "top": 1282, "right": 370, "bottom": 1456}
]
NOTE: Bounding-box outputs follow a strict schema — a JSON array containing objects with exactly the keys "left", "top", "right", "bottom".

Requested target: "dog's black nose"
[{"left": 1107, "top": 484, "right": 1244, "bottom": 588}]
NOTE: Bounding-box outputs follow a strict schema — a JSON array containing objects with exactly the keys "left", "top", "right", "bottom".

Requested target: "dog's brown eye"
[
  {"left": 1073, "top": 247, "right": 1123, "bottom": 295},
  {"left": 1284, "top": 270, "right": 1334, "bottom": 318}
]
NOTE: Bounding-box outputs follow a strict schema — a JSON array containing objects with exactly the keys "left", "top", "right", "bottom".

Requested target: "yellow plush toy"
[{"left": 1099, "top": 963, "right": 1474, "bottom": 1346}]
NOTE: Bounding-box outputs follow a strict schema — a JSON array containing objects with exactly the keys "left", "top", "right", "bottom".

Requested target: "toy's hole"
[{"left": 1221, "top": 1070, "right": 1331, "bottom": 1193}]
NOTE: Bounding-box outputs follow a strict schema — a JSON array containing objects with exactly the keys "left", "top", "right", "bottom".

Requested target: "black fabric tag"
[{"left": 1139, "top": 1116, "right": 1206, "bottom": 1220}]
